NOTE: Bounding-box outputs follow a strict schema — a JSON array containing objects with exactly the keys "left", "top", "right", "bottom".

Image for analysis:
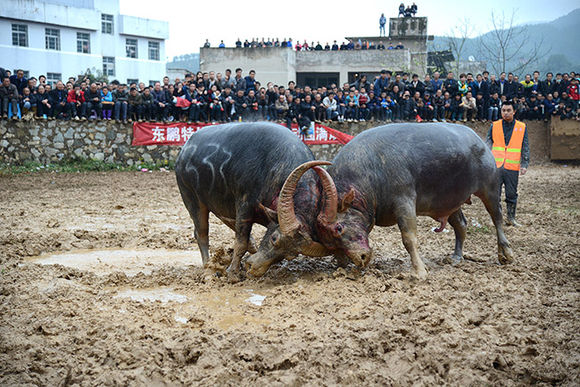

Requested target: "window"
[
  {"left": 45, "top": 28, "right": 61, "bottom": 51},
  {"left": 12, "top": 24, "right": 28, "bottom": 47},
  {"left": 77, "top": 32, "right": 90, "bottom": 53},
  {"left": 148, "top": 41, "right": 160, "bottom": 61},
  {"left": 101, "top": 14, "right": 113, "bottom": 34},
  {"left": 103, "top": 57, "right": 115, "bottom": 77},
  {"left": 47, "top": 73, "right": 62, "bottom": 87},
  {"left": 126, "top": 38, "right": 138, "bottom": 58},
  {"left": 127, "top": 78, "right": 139, "bottom": 86}
]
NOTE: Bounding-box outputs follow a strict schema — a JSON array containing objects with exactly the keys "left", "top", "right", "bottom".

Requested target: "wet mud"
[{"left": 0, "top": 166, "right": 579, "bottom": 385}]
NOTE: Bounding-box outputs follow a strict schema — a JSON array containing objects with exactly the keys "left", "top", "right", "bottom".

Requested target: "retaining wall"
[{"left": 0, "top": 120, "right": 556, "bottom": 165}]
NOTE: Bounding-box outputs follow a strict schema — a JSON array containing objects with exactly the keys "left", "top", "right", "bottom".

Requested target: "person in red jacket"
[
  {"left": 567, "top": 78, "right": 579, "bottom": 118},
  {"left": 67, "top": 84, "right": 86, "bottom": 120}
]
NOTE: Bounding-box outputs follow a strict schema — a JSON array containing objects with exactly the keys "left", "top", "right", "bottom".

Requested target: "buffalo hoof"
[
  {"left": 444, "top": 254, "right": 463, "bottom": 266},
  {"left": 498, "top": 245, "right": 514, "bottom": 265},
  {"left": 226, "top": 268, "right": 243, "bottom": 283},
  {"left": 411, "top": 267, "right": 428, "bottom": 280}
]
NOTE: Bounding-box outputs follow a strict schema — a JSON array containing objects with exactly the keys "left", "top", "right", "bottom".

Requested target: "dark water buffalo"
[
  {"left": 175, "top": 122, "right": 330, "bottom": 280},
  {"left": 246, "top": 123, "right": 514, "bottom": 279}
]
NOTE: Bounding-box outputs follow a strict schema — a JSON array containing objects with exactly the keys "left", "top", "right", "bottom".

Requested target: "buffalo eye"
[
  {"left": 335, "top": 223, "right": 343, "bottom": 234},
  {"left": 271, "top": 233, "right": 280, "bottom": 246}
]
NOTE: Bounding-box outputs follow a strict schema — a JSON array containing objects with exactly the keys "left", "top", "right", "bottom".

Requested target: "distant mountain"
[
  {"left": 429, "top": 8, "right": 580, "bottom": 75},
  {"left": 166, "top": 53, "right": 200, "bottom": 73}
]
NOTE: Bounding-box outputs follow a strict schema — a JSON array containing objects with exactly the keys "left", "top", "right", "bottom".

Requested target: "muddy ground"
[{"left": 0, "top": 165, "right": 579, "bottom": 386}]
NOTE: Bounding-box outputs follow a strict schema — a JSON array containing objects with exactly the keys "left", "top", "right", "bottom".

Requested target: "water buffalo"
[
  {"left": 175, "top": 122, "right": 330, "bottom": 280},
  {"left": 246, "top": 123, "right": 514, "bottom": 279}
]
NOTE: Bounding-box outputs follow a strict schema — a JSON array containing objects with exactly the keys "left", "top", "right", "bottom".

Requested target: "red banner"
[{"left": 131, "top": 122, "right": 353, "bottom": 146}]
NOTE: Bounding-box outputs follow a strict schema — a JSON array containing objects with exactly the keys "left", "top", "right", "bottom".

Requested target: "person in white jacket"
[
  {"left": 460, "top": 91, "right": 477, "bottom": 121},
  {"left": 323, "top": 92, "right": 338, "bottom": 121}
]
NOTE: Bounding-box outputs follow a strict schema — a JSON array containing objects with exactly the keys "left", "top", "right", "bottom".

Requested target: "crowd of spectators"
[
  {"left": 0, "top": 66, "right": 578, "bottom": 126},
  {"left": 205, "top": 37, "right": 405, "bottom": 51}
]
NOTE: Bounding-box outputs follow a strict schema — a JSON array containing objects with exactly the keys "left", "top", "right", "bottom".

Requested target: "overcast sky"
[{"left": 119, "top": 0, "right": 579, "bottom": 60}]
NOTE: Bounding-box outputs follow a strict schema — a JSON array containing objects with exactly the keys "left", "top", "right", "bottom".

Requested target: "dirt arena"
[{"left": 1, "top": 165, "right": 579, "bottom": 386}]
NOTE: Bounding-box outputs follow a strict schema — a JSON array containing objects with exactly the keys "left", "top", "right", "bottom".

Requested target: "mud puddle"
[
  {"left": 113, "top": 286, "right": 270, "bottom": 330},
  {"left": 27, "top": 248, "right": 202, "bottom": 276}
]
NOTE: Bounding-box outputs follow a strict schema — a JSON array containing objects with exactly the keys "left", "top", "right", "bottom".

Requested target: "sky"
[{"left": 119, "top": 0, "right": 579, "bottom": 60}]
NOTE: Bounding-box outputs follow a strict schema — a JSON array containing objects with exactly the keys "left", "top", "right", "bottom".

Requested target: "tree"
[
  {"left": 446, "top": 18, "right": 474, "bottom": 74},
  {"left": 478, "top": 10, "right": 548, "bottom": 75}
]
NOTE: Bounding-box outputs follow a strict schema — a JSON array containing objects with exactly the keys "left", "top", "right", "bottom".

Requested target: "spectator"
[
  {"left": 345, "top": 90, "right": 359, "bottom": 121},
  {"left": 127, "top": 87, "right": 142, "bottom": 122},
  {"left": 50, "top": 81, "right": 68, "bottom": 119},
  {"left": 433, "top": 89, "right": 445, "bottom": 121},
  {"left": 488, "top": 92, "right": 501, "bottom": 121},
  {"left": 20, "top": 87, "right": 34, "bottom": 118},
  {"left": 10, "top": 69, "right": 28, "bottom": 94},
  {"left": 233, "top": 89, "right": 247, "bottom": 121},
  {"left": 460, "top": 91, "right": 477, "bottom": 121},
  {"left": 450, "top": 93, "right": 462, "bottom": 121},
  {"left": 67, "top": 84, "right": 85, "bottom": 121},
  {"left": 323, "top": 91, "right": 338, "bottom": 121},
  {"left": 34, "top": 84, "right": 52, "bottom": 119},
  {"left": 113, "top": 84, "right": 129, "bottom": 123},
  {"left": 286, "top": 95, "right": 299, "bottom": 128},
  {"left": 0, "top": 77, "right": 19, "bottom": 119},
  {"left": 100, "top": 86, "right": 114, "bottom": 120},
  {"left": 151, "top": 82, "right": 169, "bottom": 122},
  {"left": 275, "top": 94, "right": 289, "bottom": 121},
  {"left": 398, "top": 3, "right": 405, "bottom": 17},
  {"left": 379, "top": 13, "right": 387, "bottom": 36}
]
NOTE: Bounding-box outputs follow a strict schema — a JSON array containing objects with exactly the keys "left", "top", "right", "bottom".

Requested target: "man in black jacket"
[
  {"left": 49, "top": 81, "right": 68, "bottom": 119},
  {"left": 0, "top": 76, "right": 19, "bottom": 119}
]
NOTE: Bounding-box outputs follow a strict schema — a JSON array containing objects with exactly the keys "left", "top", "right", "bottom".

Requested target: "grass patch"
[{"left": 0, "top": 158, "right": 175, "bottom": 175}]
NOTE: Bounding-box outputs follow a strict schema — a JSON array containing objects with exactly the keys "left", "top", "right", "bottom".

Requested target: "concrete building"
[
  {"left": 0, "top": 0, "right": 169, "bottom": 85},
  {"left": 200, "top": 17, "right": 433, "bottom": 88}
]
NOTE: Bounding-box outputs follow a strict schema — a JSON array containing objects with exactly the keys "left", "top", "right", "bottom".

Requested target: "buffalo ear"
[
  {"left": 259, "top": 203, "right": 278, "bottom": 223},
  {"left": 338, "top": 188, "right": 356, "bottom": 213}
]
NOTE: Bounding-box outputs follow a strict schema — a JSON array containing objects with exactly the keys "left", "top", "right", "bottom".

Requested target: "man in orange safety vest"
[{"left": 486, "top": 100, "right": 529, "bottom": 227}]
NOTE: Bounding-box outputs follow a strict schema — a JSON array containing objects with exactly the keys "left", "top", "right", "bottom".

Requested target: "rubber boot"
[{"left": 506, "top": 203, "right": 521, "bottom": 227}]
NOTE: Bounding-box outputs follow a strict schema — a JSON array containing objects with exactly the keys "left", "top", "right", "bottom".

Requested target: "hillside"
[{"left": 429, "top": 8, "right": 580, "bottom": 75}]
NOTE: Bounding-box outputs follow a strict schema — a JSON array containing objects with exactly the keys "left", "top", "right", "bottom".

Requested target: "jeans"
[
  {"left": 326, "top": 107, "right": 338, "bottom": 120},
  {"left": 114, "top": 101, "right": 128, "bottom": 121},
  {"left": 488, "top": 107, "right": 499, "bottom": 121}
]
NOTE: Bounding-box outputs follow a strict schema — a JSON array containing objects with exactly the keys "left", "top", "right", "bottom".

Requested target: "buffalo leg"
[
  {"left": 183, "top": 198, "right": 210, "bottom": 265},
  {"left": 218, "top": 215, "right": 258, "bottom": 254},
  {"left": 226, "top": 206, "right": 253, "bottom": 282},
  {"left": 447, "top": 209, "right": 467, "bottom": 264},
  {"left": 477, "top": 190, "right": 514, "bottom": 264},
  {"left": 396, "top": 208, "right": 428, "bottom": 279}
]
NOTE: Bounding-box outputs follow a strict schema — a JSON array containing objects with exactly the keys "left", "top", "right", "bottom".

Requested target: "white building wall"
[{"left": 0, "top": 0, "right": 168, "bottom": 84}]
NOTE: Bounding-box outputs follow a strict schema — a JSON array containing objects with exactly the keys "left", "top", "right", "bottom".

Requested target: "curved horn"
[
  {"left": 301, "top": 241, "right": 331, "bottom": 257},
  {"left": 312, "top": 166, "right": 338, "bottom": 224},
  {"left": 278, "top": 160, "right": 331, "bottom": 234}
]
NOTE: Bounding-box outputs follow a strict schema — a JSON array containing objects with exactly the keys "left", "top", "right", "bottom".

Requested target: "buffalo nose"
[{"left": 360, "top": 253, "right": 368, "bottom": 265}]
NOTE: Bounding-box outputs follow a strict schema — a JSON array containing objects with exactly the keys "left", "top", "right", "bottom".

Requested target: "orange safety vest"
[{"left": 491, "top": 119, "right": 525, "bottom": 171}]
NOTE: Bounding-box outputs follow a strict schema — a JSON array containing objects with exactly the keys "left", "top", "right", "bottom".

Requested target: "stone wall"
[{"left": 0, "top": 120, "right": 555, "bottom": 166}]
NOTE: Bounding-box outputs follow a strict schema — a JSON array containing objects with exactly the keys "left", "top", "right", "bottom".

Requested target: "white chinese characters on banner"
[
  {"left": 181, "top": 127, "right": 195, "bottom": 142},
  {"left": 166, "top": 127, "right": 180, "bottom": 142},
  {"left": 151, "top": 127, "right": 165, "bottom": 142}
]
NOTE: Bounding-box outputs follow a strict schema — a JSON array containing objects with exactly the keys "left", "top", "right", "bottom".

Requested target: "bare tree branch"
[{"left": 477, "top": 9, "right": 549, "bottom": 74}]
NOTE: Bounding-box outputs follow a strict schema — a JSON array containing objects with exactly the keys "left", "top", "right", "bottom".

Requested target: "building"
[
  {"left": 0, "top": 0, "right": 169, "bottom": 85},
  {"left": 199, "top": 17, "right": 433, "bottom": 88}
]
